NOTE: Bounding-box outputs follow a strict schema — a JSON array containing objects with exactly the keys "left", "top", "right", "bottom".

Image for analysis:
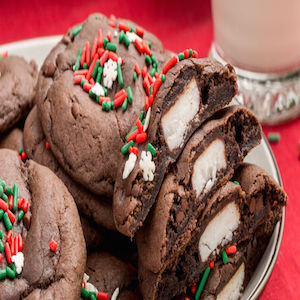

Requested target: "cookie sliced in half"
[
  {"left": 24, "top": 106, "right": 116, "bottom": 231},
  {"left": 138, "top": 163, "right": 286, "bottom": 300},
  {"left": 114, "top": 59, "right": 238, "bottom": 237},
  {"left": 0, "top": 149, "right": 86, "bottom": 299}
]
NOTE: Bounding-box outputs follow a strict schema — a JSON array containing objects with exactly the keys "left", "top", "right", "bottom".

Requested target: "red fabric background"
[{"left": 1, "top": 0, "right": 299, "bottom": 298}]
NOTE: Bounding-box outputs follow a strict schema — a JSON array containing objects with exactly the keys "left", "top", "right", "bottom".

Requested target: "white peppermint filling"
[
  {"left": 11, "top": 252, "right": 24, "bottom": 274},
  {"left": 85, "top": 282, "right": 98, "bottom": 293},
  {"left": 139, "top": 151, "right": 155, "bottom": 181},
  {"left": 126, "top": 31, "right": 142, "bottom": 43},
  {"left": 103, "top": 58, "right": 117, "bottom": 89},
  {"left": 123, "top": 153, "right": 137, "bottom": 179},
  {"left": 161, "top": 78, "right": 200, "bottom": 151},
  {"left": 111, "top": 287, "right": 120, "bottom": 300},
  {"left": 198, "top": 201, "right": 240, "bottom": 262},
  {"left": 217, "top": 263, "right": 245, "bottom": 300},
  {"left": 91, "top": 82, "right": 105, "bottom": 97},
  {"left": 143, "top": 108, "right": 151, "bottom": 132},
  {"left": 192, "top": 139, "right": 226, "bottom": 197}
]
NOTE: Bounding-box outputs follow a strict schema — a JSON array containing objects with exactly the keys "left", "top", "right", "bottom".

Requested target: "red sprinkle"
[
  {"left": 98, "top": 97, "right": 110, "bottom": 105},
  {"left": 99, "top": 50, "right": 109, "bottom": 66},
  {"left": 136, "top": 132, "right": 147, "bottom": 144},
  {"left": 18, "top": 197, "right": 24, "bottom": 209},
  {"left": 49, "top": 239, "right": 58, "bottom": 252},
  {"left": 114, "top": 93, "right": 127, "bottom": 108},
  {"left": 86, "top": 53, "right": 99, "bottom": 81},
  {"left": 131, "top": 147, "right": 139, "bottom": 156},
  {"left": 136, "top": 119, "right": 143, "bottom": 133},
  {"left": 183, "top": 49, "right": 190, "bottom": 58},
  {"left": 22, "top": 199, "right": 29, "bottom": 213},
  {"left": 109, "top": 14, "right": 116, "bottom": 21},
  {"left": 0, "top": 199, "right": 8, "bottom": 212},
  {"left": 45, "top": 141, "right": 50, "bottom": 150},
  {"left": 80, "top": 47, "right": 86, "bottom": 67},
  {"left": 98, "top": 47, "right": 105, "bottom": 57},
  {"left": 7, "top": 209, "right": 16, "bottom": 224},
  {"left": 0, "top": 253, "right": 2, "bottom": 264},
  {"left": 142, "top": 66, "right": 147, "bottom": 78},
  {"left": 5, "top": 242, "right": 12, "bottom": 264},
  {"left": 126, "top": 129, "right": 138, "bottom": 143},
  {"left": 118, "top": 22, "right": 131, "bottom": 32},
  {"left": 115, "top": 89, "right": 126, "bottom": 98},
  {"left": 209, "top": 260, "right": 214, "bottom": 269},
  {"left": 109, "top": 20, "right": 116, "bottom": 28},
  {"left": 142, "top": 40, "right": 151, "bottom": 56},
  {"left": 6, "top": 230, "right": 12, "bottom": 244},
  {"left": 134, "top": 39, "right": 144, "bottom": 54},
  {"left": 0, "top": 51, "right": 8, "bottom": 58},
  {"left": 14, "top": 235, "right": 19, "bottom": 254},
  {"left": 91, "top": 37, "right": 98, "bottom": 61},
  {"left": 74, "top": 69, "right": 88, "bottom": 76},
  {"left": 21, "top": 152, "right": 27, "bottom": 161},
  {"left": 8, "top": 195, "right": 13, "bottom": 211},
  {"left": 134, "top": 63, "right": 141, "bottom": 75},
  {"left": 226, "top": 245, "right": 237, "bottom": 255},
  {"left": 152, "top": 78, "right": 162, "bottom": 96},
  {"left": 148, "top": 94, "right": 154, "bottom": 108},
  {"left": 108, "top": 51, "right": 118, "bottom": 62},
  {"left": 98, "top": 28, "right": 103, "bottom": 48},
  {"left": 106, "top": 31, "right": 112, "bottom": 41},
  {"left": 89, "top": 78, "right": 95, "bottom": 85},
  {"left": 86, "top": 41, "right": 91, "bottom": 67},
  {"left": 18, "top": 234, "right": 23, "bottom": 251},
  {"left": 192, "top": 50, "right": 199, "bottom": 58},
  {"left": 10, "top": 238, "right": 15, "bottom": 256},
  {"left": 162, "top": 56, "right": 179, "bottom": 74},
  {"left": 144, "top": 96, "right": 149, "bottom": 111},
  {"left": 136, "top": 26, "right": 144, "bottom": 37},
  {"left": 74, "top": 75, "right": 84, "bottom": 85},
  {"left": 83, "top": 82, "right": 92, "bottom": 92},
  {"left": 191, "top": 285, "right": 196, "bottom": 294},
  {"left": 185, "top": 298, "right": 190, "bottom": 300}
]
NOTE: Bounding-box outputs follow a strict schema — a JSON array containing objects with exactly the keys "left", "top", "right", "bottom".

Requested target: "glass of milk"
[{"left": 210, "top": 0, "right": 300, "bottom": 123}]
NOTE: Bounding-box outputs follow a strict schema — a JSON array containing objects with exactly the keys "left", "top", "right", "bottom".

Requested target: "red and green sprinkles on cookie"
[
  {"left": 0, "top": 51, "right": 8, "bottom": 60},
  {"left": 0, "top": 179, "right": 28, "bottom": 281}
]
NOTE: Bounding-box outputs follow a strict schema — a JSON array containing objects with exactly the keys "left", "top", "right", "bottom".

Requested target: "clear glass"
[{"left": 211, "top": 0, "right": 300, "bottom": 124}]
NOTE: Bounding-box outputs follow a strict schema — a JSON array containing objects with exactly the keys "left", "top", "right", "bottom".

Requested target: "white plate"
[{"left": 0, "top": 36, "right": 285, "bottom": 300}]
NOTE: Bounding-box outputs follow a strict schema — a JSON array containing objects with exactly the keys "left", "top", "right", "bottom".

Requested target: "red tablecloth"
[{"left": 1, "top": 1, "right": 299, "bottom": 299}]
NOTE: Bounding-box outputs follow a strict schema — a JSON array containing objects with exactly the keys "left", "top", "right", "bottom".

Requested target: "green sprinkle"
[
  {"left": 149, "top": 84, "right": 153, "bottom": 95},
  {"left": 1, "top": 193, "right": 8, "bottom": 203},
  {"left": 145, "top": 55, "right": 152, "bottom": 66},
  {"left": 122, "top": 141, "right": 134, "bottom": 155},
  {"left": 0, "top": 269, "right": 6, "bottom": 280},
  {"left": 103, "top": 37, "right": 108, "bottom": 48},
  {"left": 162, "top": 74, "right": 166, "bottom": 82},
  {"left": 81, "top": 78, "right": 88, "bottom": 87},
  {"left": 148, "top": 41, "right": 152, "bottom": 48},
  {"left": 122, "top": 34, "right": 130, "bottom": 47},
  {"left": 3, "top": 212, "right": 12, "bottom": 231},
  {"left": 139, "top": 111, "right": 145, "bottom": 121},
  {"left": 0, "top": 230, "right": 2, "bottom": 239},
  {"left": 222, "top": 250, "right": 228, "bottom": 264},
  {"left": 178, "top": 52, "right": 184, "bottom": 61},
  {"left": 150, "top": 68, "right": 156, "bottom": 77},
  {"left": 268, "top": 132, "right": 280, "bottom": 143},
  {"left": 133, "top": 71, "right": 137, "bottom": 82},
  {"left": 119, "top": 30, "right": 125, "bottom": 42},
  {"left": 83, "top": 62, "right": 88, "bottom": 69},
  {"left": 72, "top": 25, "right": 82, "bottom": 37},
  {"left": 189, "top": 49, "right": 193, "bottom": 57},
  {"left": 142, "top": 118, "right": 146, "bottom": 125},
  {"left": 0, "top": 56, "right": 3, "bottom": 61},
  {"left": 130, "top": 26, "right": 136, "bottom": 33},
  {"left": 117, "top": 64, "right": 124, "bottom": 88},
  {"left": 4, "top": 186, "right": 13, "bottom": 196},
  {"left": 11, "top": 263, "right": 16, "bottom": 274},
  {"left": 6, "top": 266, "right": 15, "bottom": 279},
  {"left": 73, "top": 48, "right": 82, "bottom": 71},
  {"left": 0, "top": 180, "right": 6, "bottom": 189},
  {"left": 12, "top": 183, "right": 18, "bottom": 213},
  {"left": 96, "top": 66, "right": 103, "bottom": 83},
  {"left": 0, "top": 240, "right": 4, "bottom": 252},
  {"left": 106, "top": 42, "right": 117, "bottom": 52},
  {"left": 0, "top": 186, "right": 3, "bottom": 197},
  {"left": 18, "top": 210, "right": 25, "bottom": 221},
  {"left": 18, "top": 148, "right": 23, "bottom": 155},
  {"left": 127, "top": 86, "right": 133, "bottom": 104},
  {"left": 89, "top": 89, "right": 96, "bottom": 99},
  {"left": 92, "top": 60, "right": 100, "bottom": 79},
  {"left": 233, "top": 181, "right": 240, "bottom": 185},
  {"left": 0, "top": 209, "right": 3, "bottom": 220},
  {"left": 102, "top": 101, "right": 107, "bottom": 111},
  {"left": 147, "top": 143, "right": 156, "bottom": 156},
  {"left": 103, "top": 86, "right": 108, "bottom": 96},
  {"left": 95, "top": 96, "right": 100, "bottom": 104},
  {"left": 195, "top": 267, "right": 211, "bottom": 300},
  {"left": 90, "top": 294, "right": 97, "bottom": 300},
  {"left": 122, "top": 98, "right": 128, "bottom": 112},
  {"left": 151, "top": 55, "right": 158, "bottom": 67},
  {"left": 81, "top": 287, "right": 90, "bottom": 299},
  {"left": 125, "top": 126, "right": 137, "bottom": 141}
]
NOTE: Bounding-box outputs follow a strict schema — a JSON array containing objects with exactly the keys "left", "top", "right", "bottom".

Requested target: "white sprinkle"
[
  {"left": 83, "top": 273, "right": 90, "bottom": 283},
  {"left": 114, "top": 31, "right": 118, "bottom": 37},
  {"left": 143, "top": 108, "right": 151, "bottom": 132},
  {"left": 85, "top": 282, "right": 98, "bottom": 293},
  {"left": 139, "top": 151, "right": 155, "bottom": 181},
  {"left": 91, "top": 82, "right": 105, "bottom": 97},
  {"left": 126, "top": 31, "right": 142, "bottom": 43},
  {"left": 123, "top": 153, "right": 137, "bottom": 179},
  {"left": 103, "top": 58, "right": 117, "bottom": 89},
  {"left": 11, "top": 252, "right": 24, "bottom": 274},
  {"left": 118, "top": 57, "right": 122, "bottom": 65},
  {"left": 111, "top": 287, "right": 120, "bottom": 300}
]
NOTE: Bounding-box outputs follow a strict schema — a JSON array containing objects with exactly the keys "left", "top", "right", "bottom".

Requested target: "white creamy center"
[
  {"left": 198, "top": 201, "right": 240, "bottom": 262},
  {"left": 161, "top": 78, "right": 200, "bottom": 151},
  {"left": 217, "top": 263, "right": 245, "bottom": 300},
  {"left": 192, "top": 139, "right": 226, "bottom": 197}
]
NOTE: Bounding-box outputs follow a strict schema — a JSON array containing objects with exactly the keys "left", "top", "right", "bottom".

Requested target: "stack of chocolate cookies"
[{"left": 0, "top": 13, "right": 287, "bottom": 300}]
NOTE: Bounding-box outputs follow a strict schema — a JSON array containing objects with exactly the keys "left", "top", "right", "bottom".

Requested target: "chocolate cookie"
[
  {"left": 114, "top": 58, "right": 238, "bottom": 237},
  {"left": 138, "top": 163, "right": 286, "bottom": 300},
  {"left": 24, "top": 106, "right": 116, "bottom": 231},
  {"left": 81, "top": 251, "right": 141, "bottom": 299},
  {"left": 137, "top": 105, "right": 262, "bottom": 274},
  {"left": 0, "top": 149, "right": 86, "bottom": 299},
  {"left": 36, "top": 13, "right": 169, "bottom": 197},
  {"left": 0, "top": 56, "right": 37, "bottom": 134},
  {"left": 0, "top": 128, "right": 23, "bottom": 151}
]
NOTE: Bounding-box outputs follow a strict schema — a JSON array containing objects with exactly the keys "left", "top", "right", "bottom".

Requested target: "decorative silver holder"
[{"left": 210, "top": 44, "right": 300, "bottom": 124}]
